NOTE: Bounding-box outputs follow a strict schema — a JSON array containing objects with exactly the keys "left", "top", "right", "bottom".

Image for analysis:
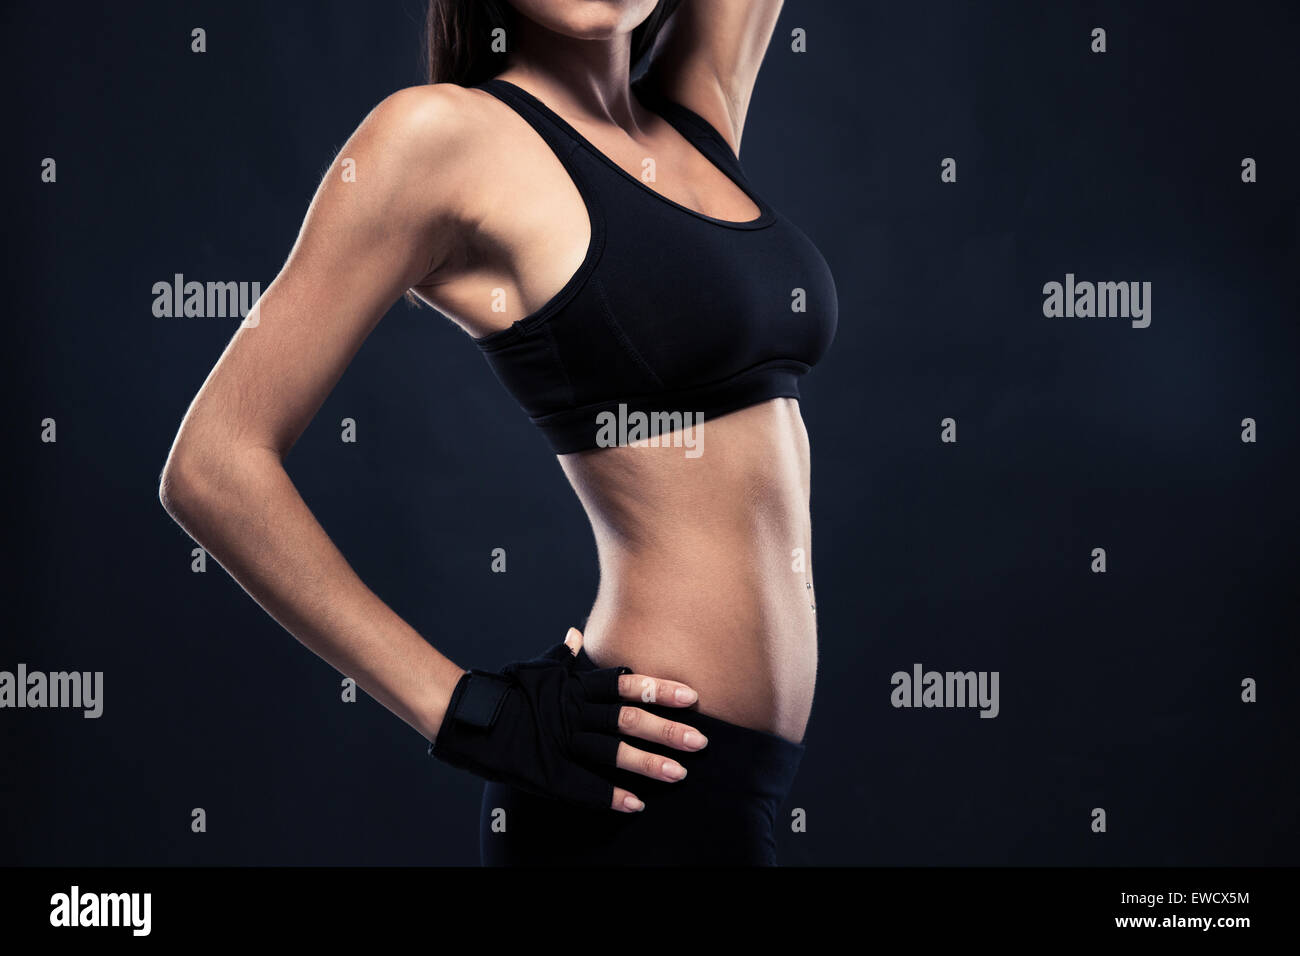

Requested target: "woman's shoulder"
[
  {"left": 334, "top": 83, "right": 511, "bottom": 223},
  {"left": 358, "top": 83, "right": 501, "bottom": 162}
]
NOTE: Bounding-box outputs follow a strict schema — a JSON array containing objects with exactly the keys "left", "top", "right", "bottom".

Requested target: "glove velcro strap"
[{"left": 445, "top": 670, "right": 512, "bottom": 730}]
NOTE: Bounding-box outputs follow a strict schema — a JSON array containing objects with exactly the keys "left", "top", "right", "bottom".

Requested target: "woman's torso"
[
  {"left": 564, "top": 396, "right": 818, "bottom": 744},
  {"left": 413, "top": 75, "right": 836, "bottom": 744}
]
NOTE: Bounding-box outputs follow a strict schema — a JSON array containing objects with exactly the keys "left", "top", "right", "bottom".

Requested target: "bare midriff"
[{"left": 559, "top": 397, "right": 817, "bottom": 745}]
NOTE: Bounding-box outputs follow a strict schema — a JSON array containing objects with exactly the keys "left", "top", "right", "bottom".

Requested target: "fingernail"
[
  {"left": 566, "top": 627, "right": 580, "bottom": 641},
  {"left": 683, "top": 731, "right": 707, "bottom": 749},
  {"left": 674, "top": 687, "right": 697, "bottom": 704},
  {"left": 663, "top": 762, "right": 686, "bottom": 780},
  {"left": 623, "top": 795, "right": 644, "bottom": 811}
]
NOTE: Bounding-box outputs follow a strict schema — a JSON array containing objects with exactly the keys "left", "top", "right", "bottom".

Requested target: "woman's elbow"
[
  {"left": 158, "top": 447, "right": 206, "bottom": 523},
  {"left": 158, "top": 435, "right": 281, "bottom": 525}
]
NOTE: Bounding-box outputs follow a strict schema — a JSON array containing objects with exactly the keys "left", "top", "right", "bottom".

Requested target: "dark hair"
[{"left": 423, "top": 0, "right": 680, "bottom": 87}]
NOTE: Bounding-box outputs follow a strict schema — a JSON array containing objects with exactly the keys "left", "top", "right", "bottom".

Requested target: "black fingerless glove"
[{"left": 429, "top": 641, "right": 633, "bottom": 810}]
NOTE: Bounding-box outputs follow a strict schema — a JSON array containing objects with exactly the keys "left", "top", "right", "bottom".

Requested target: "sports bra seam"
[
  {"left": 540, "top": 321, "right": 577, "bottom": 409},
  {"left": 591, "top": 275, "right": 665, "bottom": 389}
]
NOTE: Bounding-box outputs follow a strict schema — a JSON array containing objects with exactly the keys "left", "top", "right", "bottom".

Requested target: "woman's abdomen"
[{"left": 559, "top": 398, "right": 818, "bottom": 745}]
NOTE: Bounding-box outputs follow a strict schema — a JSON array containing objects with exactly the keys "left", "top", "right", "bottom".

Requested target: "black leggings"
[{"left": 479, "top": 646, "right": 805, "bottom": 866}]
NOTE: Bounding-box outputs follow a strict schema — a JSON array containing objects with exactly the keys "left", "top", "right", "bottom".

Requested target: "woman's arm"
[
  {"left": 158, "top": 85, "right": 483, "bottom": 741},
  {"left": 158, "top": 85, "right": 707, "bottom": 812},
  {"left": 644, "top": 0, "right": 785, "bottom": 156}
]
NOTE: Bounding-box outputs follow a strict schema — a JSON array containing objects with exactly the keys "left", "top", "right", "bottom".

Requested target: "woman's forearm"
[{"left": 159, "top": 441, "right": 466, "bottom": 742}]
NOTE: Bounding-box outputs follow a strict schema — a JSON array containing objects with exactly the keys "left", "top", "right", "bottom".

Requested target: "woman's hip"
[{"left": 478, "top": 645, "right": 806, "bottom": 866}]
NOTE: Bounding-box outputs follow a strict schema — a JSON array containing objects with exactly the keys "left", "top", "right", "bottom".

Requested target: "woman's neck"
[{"left": 505, "top": 19, "right": 638, "bottom": 127}]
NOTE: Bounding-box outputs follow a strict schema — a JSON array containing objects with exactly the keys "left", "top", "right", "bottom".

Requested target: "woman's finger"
[
  {"left": 615, "top": 705, "right": 708, "bottom": 752},
  {"left": 611, "top": 786, "right": 644, "bottom": 813},
  {"left": 615, "top": 741, "right": 688, "bottom": 783},
  {"left": 616, "top": 672, "right": 699, "bottom": 707},
  {"left": 564, "top": 626, "right": 583, "bottom": 655}
]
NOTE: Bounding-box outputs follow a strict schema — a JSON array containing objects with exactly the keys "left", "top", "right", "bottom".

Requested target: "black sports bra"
[{"left": 471, "top": 77, "right": 837, "bottom": 454}]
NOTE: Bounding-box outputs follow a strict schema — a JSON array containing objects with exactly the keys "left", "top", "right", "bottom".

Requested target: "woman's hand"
[
  {"left": 430, "top": 627, "right": 708, "bottom": 813},
  {"left": 564, "top": 627, "right": 708, "bottom": 812}
]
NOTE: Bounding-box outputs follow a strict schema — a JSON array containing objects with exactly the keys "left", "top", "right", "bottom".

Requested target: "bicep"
[
  {"left": 177, "top": 89, "right": 467, "bottom": 459},
  {"left": 646, "top": 0, "right": 784, "bottom": 154}
]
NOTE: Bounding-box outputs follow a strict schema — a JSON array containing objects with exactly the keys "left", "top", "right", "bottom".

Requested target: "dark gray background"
[{"left": 4, "top": 0, "right": 1297, "bottom": 865}]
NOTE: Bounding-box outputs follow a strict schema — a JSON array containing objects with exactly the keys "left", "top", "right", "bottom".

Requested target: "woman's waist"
[
  {"left": 580, "top": 589, "right": 817, "bottom": 745},
  {"left": 571, "top": 642, "right": 807, "bottom": 801}
]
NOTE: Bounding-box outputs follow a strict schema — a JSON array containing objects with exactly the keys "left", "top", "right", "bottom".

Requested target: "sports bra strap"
[
  {"left": 480, "top": 75, "right": 748, "bottom": 185},
  {"left": 477, "top": 77, "right": 584, "bottom": 161},
  {"left": 630, "top": 77, "right": 747, "bottom": 178}
]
